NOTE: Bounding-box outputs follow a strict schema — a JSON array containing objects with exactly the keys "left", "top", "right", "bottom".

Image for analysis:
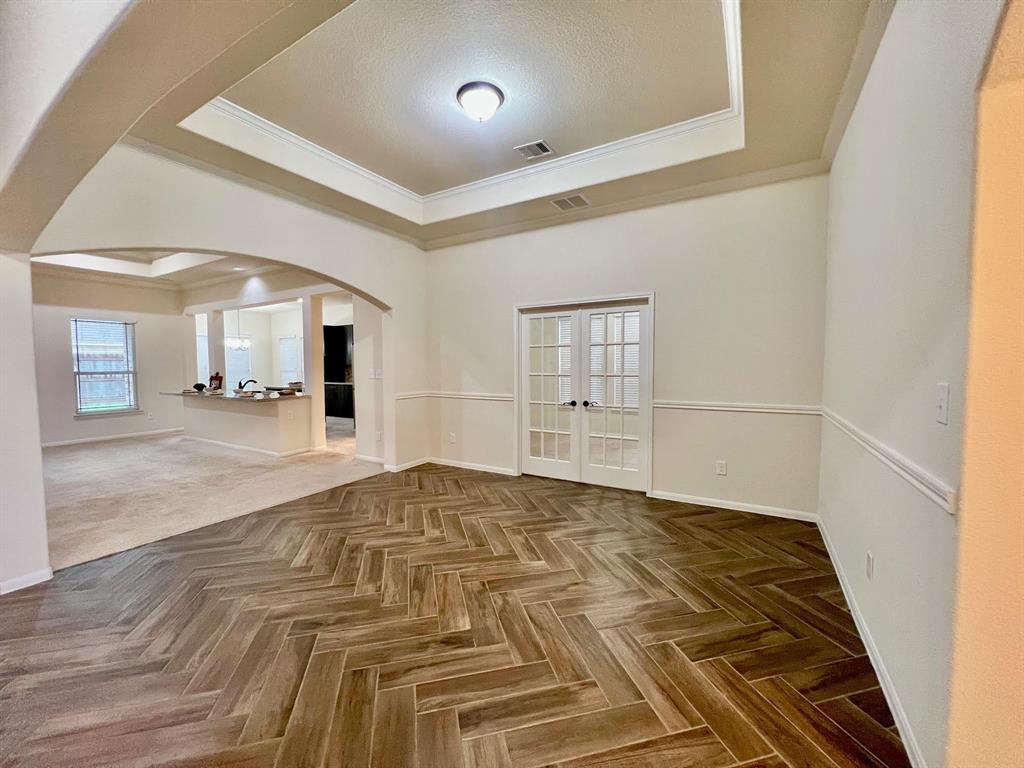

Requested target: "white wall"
[
  {"left": 818, "top": 2, "right": 1005, "bottom": 766},
  {"left": 424, "top": 175, "right": 828, "bottom": 513},
  {"left": 0, "top": 252, "right": 51, "bottom": 592},
  {"left": 31, "top": 269, "right": 191, "bottom": 446}
]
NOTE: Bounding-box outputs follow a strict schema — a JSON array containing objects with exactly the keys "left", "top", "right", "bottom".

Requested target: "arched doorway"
[{"left": 26, "top": 248, "right": 398, "bottom": 569}]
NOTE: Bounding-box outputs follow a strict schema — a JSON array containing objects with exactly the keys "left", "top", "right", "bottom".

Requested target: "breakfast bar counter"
[{"left": 161, "top": 392, "right": 311, "bottom": 456}]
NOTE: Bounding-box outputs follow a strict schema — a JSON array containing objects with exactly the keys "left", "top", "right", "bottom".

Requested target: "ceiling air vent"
[
  {"left": 514, "top": 140, "right": 553, "bottom": 161},
  {"left": 550, "top": 194, "right": 591, "bottom": 212}
]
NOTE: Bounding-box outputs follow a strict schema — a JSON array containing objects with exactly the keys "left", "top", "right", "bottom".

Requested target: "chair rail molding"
[
  {"left": 821, "top": 407, "right": 956, "bottom": 514},
  {"left": 653, "top": 400, "right": 821, "bottom": 415},
  {"left": 395, "top": 391, "right": 514, "bottom": 402}
]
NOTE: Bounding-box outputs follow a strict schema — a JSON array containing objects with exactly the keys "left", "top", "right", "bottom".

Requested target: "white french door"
[{"left": 520, "top": 302, "right": 650, "bottom": 491}]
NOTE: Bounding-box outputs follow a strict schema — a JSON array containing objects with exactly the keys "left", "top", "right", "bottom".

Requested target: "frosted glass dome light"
[{"left": 457, "top": 82, "right": 504, "bottom": 122}]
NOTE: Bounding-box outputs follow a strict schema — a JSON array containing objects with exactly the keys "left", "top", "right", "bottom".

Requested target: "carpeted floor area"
[{"left": 42, "top": 434, "right": 382, "bottom": 570}]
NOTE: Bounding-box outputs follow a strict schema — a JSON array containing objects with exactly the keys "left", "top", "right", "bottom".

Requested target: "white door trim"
[{"left": 512, "top": 292, "right": 655, "bottom": 492}]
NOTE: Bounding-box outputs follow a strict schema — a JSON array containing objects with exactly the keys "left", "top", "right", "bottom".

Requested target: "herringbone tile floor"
[{"left": 0, "top": 465, "right": 909, "bottom": 767}]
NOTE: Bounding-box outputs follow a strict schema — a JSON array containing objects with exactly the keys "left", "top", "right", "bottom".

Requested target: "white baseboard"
[
  {"left": 42, "top": 427, "right": 184, "bottom": 448},
  {"left": 817, "top": 521, "right": 926, "bottom": 768},
  {"left": 386, "top": 457, "right": 518, "bottom": 476},
  {"left": 182, "top": 435, "right": 309, "bottom": 458},
  {"left": 647, "top": 489, "right": 819, "bottom": 523},
  {"left": 355, "top": 454, "right": 386, "bottom": 465},
  {"left": 0, "top": 567, "right": 53, "bottom": 594}
]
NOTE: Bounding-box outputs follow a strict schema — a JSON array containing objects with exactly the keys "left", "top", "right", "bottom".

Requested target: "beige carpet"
[{"left": 43, "top": 434, "right": 383, "bottom": 570}]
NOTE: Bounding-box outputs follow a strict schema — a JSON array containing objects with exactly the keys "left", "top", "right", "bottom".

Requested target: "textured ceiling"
[
  {"left": 130, "top": 0, "right": 876, "bottom": 248},
  {"left": 224, "top": 0, "right": 730, "bottom": 194}
]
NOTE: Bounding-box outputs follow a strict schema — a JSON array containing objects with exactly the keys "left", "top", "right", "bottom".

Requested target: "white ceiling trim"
[
  {"left": 179, "top": 0, "right": 744, "bottom": 226},
  {"left": 31, "top": 251, "right": 225, "bottom": 279}
]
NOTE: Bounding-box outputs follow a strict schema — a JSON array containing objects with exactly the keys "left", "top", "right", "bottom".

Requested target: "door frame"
[{"left": 512, "top": 291, "right": 655, "bottom": 493}]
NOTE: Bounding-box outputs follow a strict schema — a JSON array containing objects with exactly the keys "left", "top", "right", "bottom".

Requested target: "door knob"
[
  {"left": 583, "top": 400, "right": 599, "bottom": 407},
  {"left": 561, "top": 400, "right": 577, "bottom": 407}
]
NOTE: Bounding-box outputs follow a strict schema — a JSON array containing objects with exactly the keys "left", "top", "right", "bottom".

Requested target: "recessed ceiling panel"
[{"left": 223, "top": 0, "right": 730, "bottom": 195}]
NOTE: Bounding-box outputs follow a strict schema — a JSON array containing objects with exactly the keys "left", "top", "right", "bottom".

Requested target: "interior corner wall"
[
  {"left": 0, "top": 253, "right": 51, "bottom": 592},
  {"left": 31, "top": 269, "right": 191, "bottom": 446},
  {"left": 353, "top": 295, "right": 385, "bottom": 461},
  {"left": 425, "top": 174, "right": 828, "bottom": 513},
  {"left": 817, "top": 2, "right": 1005, "bottom": 766}
]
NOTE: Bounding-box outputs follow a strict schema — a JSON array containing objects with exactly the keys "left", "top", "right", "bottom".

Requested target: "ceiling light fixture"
[{"left": 457, "top": 81, "right": 504, "bottom": 122}]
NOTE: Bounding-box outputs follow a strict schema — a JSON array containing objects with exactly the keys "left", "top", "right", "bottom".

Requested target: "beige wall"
[
  {"left": 818, "top": 2, "right": 1005, "bottom": 766},
  {"left": 31, "top": 269, "right": 191, "bottom": 446},
  {"left": 0, "top": 252, "right": 51, "bottom": 592},
  {"left": 424, "top": 175, "right": 828, "bottom": 513},
  {"left": 947, "top": 1, "right": 1024, "bottom": 763}
]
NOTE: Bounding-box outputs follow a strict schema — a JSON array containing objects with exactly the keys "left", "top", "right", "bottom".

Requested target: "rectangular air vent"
[
  {"left": 514, "top": 140, "right": 553, "bottom": 160},
  {"left": 550, "top": 194, "right": 590, "bottom": 212}
]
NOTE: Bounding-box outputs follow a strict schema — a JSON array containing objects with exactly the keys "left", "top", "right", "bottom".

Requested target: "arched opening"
[{"left": 27, "top": 247, "right": 398, "bottom": 570}]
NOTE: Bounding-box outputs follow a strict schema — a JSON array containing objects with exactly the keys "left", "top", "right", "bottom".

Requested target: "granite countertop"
[{"left": 160, "top": 391, "right": 307, "bottom": 404}]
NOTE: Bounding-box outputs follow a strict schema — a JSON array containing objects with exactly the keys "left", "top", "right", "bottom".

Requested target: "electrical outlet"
[
  {"left": 866, "top": 551, "right": 875, "bottom": 580},
  {"left": 146, "top": 411, "right": 153, "bottom": 420},
  {"left": 448, "top": 432, "right": 456, "bottom": 445},
  {"left": 935, "top": 382, "right": 950, "bottom": 425},
  {"left": 715, "top": 460, "right": 728, "bottom": 476},
  {"left": 375, "top": 431, "right": 383, "bottom": 442}
]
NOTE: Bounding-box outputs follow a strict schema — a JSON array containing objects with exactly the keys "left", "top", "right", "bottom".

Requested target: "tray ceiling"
[
  {"left": 221, "top": 0, "right": 731, "bottom": 196},
  {"left": 130, "top": 0, "right": 878, "bottom": 247}
]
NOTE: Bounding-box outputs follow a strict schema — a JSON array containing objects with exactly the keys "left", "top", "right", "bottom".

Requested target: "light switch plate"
[{"left": 936, "top": 382, "right": 950, "bottom": 425}]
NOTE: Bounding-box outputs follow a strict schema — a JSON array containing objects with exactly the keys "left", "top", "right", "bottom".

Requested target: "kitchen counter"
[
  {"left": 161, "top": 391, "right": 305, "bottom": 404},
  {"left": 162, "top": 391, "right": 311, "bottom": 456}
]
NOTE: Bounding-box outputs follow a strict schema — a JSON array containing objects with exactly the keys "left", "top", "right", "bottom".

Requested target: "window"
[
  {"left": 225, "top": 336, "right": 252, "bottom": 389},
  {"left": 278, "top": 335, "right": 303, "bottom": 385},
  {"left": 70, "top": 319, "right": 138, "bottom": 415},
  {"left": 195, "top": 314, "right": 210, "bottom": 385}
]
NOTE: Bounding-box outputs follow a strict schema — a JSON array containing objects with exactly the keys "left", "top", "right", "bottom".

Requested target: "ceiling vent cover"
[
  {"left": 550, "top": 194, "right": 590, "bottom": 212},
  {"left": 514, "top": 140, "right": 553, "bottom": 161}
]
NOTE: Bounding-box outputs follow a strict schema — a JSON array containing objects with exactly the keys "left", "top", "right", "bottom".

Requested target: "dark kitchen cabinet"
[
  {"left": 325, "top": 383, "right": 353, "bottom": 418},
  {"left": 324, "top": 324, "right": 354, "bottom": 418}
]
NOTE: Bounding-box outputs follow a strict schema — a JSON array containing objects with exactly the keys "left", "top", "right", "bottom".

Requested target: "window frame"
[{"left": 70, "top": 318, "right": 141, "bottom": 418}]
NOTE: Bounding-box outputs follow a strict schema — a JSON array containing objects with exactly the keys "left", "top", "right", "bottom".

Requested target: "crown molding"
[
  {"left": 178, "top": 0, "right": 744, "bottom": 226},
  {"left": 422, "top": 159, "right": 827, "bottom": 251},
  {"left": 30, "top": 262, "right": 181, "bottom": 292}
]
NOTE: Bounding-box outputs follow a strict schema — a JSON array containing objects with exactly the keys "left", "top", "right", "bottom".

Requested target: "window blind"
[
  {"left": 279, "top": 335, "right": 301, "bottom": 384},
  {"left": 70, "top": 319, "right": 138, "bottom": 414}
]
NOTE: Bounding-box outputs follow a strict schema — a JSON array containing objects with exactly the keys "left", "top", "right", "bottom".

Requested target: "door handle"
[
  {"left": 561, "top": 400, "right": 577, "bottom": 407},
  {"left": 582, "top": 400, "right": 599, "bottom": 408}
]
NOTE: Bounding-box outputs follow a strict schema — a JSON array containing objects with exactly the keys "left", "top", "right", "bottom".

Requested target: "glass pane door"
[
  {"left": 520, "top": 302, "right": 648, "bottom": 490},
  {"left": 580, "top": 306, "right": 647, "bottom": 490},
  {"left": 521, "top": 311, "right": 579, "bottom": 481}
]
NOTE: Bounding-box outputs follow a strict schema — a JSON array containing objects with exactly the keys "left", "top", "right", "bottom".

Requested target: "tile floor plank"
[{"left": 0, "top": 466, "right": 907, "bottom": 768}]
